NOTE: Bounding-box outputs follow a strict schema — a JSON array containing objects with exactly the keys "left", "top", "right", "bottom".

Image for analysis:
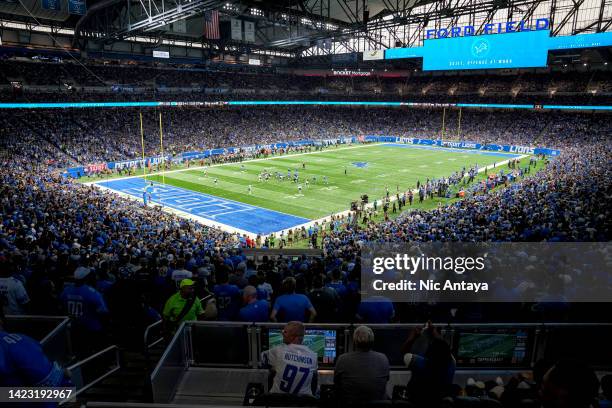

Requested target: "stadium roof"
[{"left": 0, "top": 0, "right": 610, "bottom": 57}]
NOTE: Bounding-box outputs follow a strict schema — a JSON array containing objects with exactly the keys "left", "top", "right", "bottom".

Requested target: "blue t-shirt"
[
  {"left": 60, "top": 284, "right": 108, "bottom": 332},
  {"left": 326, "top": 282, "right": 348, "bottom": 298},
  {"left": 0, "top": 331, "right": 66, "bottom": 387},
  {"left": 357, "top": 297, "right": 394, "bottom": 323},
  {"left": 272, "top": 294, "right": 313, "bottom": 322},
  {"left": 213, "top": 283, "right": 241, "bottom": 321},
  {"left": 239, "top": 300, "right": 270, "bottom": 322}
]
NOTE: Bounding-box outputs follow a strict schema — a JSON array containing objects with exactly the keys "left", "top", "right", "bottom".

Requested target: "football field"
[{"left": 95, "top": 143, "right": 522, "bottom": 235}]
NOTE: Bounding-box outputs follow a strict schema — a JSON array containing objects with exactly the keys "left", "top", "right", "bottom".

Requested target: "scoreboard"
[{"left": 385, "top": 29, "right": 612, "bottom": 71}]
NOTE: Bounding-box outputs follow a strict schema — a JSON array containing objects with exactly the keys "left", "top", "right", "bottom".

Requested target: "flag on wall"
[{"left": 204, "top": 10, "right": 220, "bottom": 40}]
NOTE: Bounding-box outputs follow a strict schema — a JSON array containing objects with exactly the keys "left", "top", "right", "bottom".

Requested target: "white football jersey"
[{"left": 261, "top": 343, "right": 318, "bottom": 396}]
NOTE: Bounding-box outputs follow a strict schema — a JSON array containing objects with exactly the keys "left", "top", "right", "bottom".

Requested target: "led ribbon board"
[
  {"left": 422, "top": 30, "right": 550, "bottom": 70},
  {"left": 0, "top": 101, "right": 611, "bottom": 110}
]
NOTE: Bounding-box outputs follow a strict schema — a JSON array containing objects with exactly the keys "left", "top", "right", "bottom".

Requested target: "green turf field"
[
  {"left": 269, "top": 332, "right": 327, "bottom": 358},
  {"left": 145, "top": 144, "right": 507, "bottom": 220},
  {"left": 458, "top": 333, "right": 516, "bottom": 359}
]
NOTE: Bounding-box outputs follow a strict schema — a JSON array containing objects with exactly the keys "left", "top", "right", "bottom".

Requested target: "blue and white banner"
[
  {"left": 439, "top": 140, "right": 482, "bottom": 149},
  {"left": 41, "top": 0, "right": 61, "bottom": 11},
  {"left": 68, "top": 0, "right": 86, "bottom": 15},
  {"left": 108, "top": 155, "right": 170, "bottom": 170},
  {"left": 366, "top": 136, "right": 560, "bottom": 156},
  {"left": 482, "top": 143, "right": 560, "bottom": 156}
]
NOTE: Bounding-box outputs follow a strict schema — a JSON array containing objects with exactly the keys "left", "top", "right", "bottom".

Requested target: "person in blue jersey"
[
  {"left": 0, "top": 308, "right": 71, "bottom": 406},
  {"left": 356, "top": 296, "right": 395, "bottom": 324},
  {"left": 401, "top": 323, "right": 456, "bottom": 405},
  {"left": 213, "top": 267, "right": 241, "bottom": 321},
  {"left": 59, "top": 266, "right": 109, "bottom": 354},
  {"left": 238, "top": 286, "right": 269, "bottom": 322},
  {"left": 270, "top": 277, "right": 317, "bottom": 323},
  {"left": 326, "top": 269, "right": 347, "bottom": 297}
]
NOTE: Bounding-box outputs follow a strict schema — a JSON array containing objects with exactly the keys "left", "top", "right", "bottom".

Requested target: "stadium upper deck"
[{"left": 1, "top": 59, "right": 611, "bottom": 105}]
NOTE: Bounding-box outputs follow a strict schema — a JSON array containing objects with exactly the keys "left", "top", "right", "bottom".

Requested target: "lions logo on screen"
[
  {"left": 352, "top": 162, "right": 369, "bottom": 168},
  {"left": 471, "top": 38, "right": 491, "bottom": 58}
]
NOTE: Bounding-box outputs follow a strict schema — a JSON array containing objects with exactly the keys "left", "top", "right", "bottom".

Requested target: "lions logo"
[
  {"left": 471, "top": 39, "right": 490, "bottom": 58},
  {"left": 352, "top": 162, "right": 369, "bottom": 168}
]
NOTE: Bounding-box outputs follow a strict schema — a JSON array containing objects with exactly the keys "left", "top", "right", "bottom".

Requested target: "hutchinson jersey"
[{"left": 261, "top": 343, "right": 318, "bottom": 396}]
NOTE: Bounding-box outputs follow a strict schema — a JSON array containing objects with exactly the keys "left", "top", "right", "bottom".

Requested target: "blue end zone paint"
[
  {"left": 96, "top": 178, "right": 309, "bottom": 235},
  {"left": 381, "top": 143, "right": 523, "bottom": 158}
]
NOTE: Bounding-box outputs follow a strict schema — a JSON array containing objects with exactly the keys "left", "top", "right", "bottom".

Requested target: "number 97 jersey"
[{"left": 261, "top": 343, "right": 318, "bottom": 396}]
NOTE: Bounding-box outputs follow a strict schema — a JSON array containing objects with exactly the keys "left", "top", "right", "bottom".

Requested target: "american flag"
[{"left": 204, "top": 10, "right": 220, "bottom": 40}]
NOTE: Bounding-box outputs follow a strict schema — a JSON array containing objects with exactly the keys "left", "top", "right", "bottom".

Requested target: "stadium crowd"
[
  {"left": 0, "top": 107, "right": 605, "bottom": 168},
  {"left": 1, "top": 103, "right": 610, "bottom": 407},
  {"left": 2, "top": 59, "right": 611, "bottom": 106}
]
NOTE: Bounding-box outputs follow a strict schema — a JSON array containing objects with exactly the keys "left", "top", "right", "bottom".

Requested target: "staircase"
[{"left": 74, "top": 346, "right": 165, "bottom": 404}]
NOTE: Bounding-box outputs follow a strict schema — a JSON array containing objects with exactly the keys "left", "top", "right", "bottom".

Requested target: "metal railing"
[
  {"left": 6, "top": 315, "right": 72, "bottom": 364},
  {"left": 149, "top": 321, "right": 612, "bottom": 403},
  {"left": 66, "top": 345, "right": 121, "bottom": 399},
  {"left": 150, "top": 322, "right": 189, "bottom": 403},
  {"left": 144, "top": 320, "right": 164, "bottom": 352},
  {"left": 143, "top": 295, "right": 214, "bottom": 362}
]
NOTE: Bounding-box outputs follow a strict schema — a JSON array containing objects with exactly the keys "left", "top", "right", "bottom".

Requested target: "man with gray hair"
[
  {"left": 238, "top": 285, "right": 269, "bottom": 322},
  {"left": 334, "top": 325, "right": 389, "bottom": 405}
]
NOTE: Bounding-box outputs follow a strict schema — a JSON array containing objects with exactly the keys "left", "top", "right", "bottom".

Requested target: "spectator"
[
  {"left": 260, "top": 321, "right": 318, "bottom": 397},
  {"left": 401, "top": 323, "right": 456, "bottom": 404},
  {"left": 600, "top": 374, "right": 612, "bottom": 408},
  {"left": 270, "top": 277, "right": 317, "bottom": 323},
  {"left": 162, "top": 279, "right": 213, "bottom": 335},
  {"left": 238, "top": 285, "right": 269, "bottom": 322},
  {"left": 170, "top": 259, "right": 193, "bottom": 288},
  {"left": 0, "top": 308, "right": 72, "bottom": 395},
  {"left": 356, "top": 296, "right": 395, "bottom": 324},
  {"left": 59, "top": 267, "right": 109, "bottom": 354},
  {"left": 213, "top": 267, "right": 241, "bottom": 321},
  {"left": 308, "top": 274, "right": 339, "bottom": 323},
  {"left": 0, "top": 268, "right": 30, "bottom": 315},
  {"left": 539, "top": 359, "right": 599, "bottom": 408},
  {"left": 334, "top": 325, "right": 390, "bottom": 405}
]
